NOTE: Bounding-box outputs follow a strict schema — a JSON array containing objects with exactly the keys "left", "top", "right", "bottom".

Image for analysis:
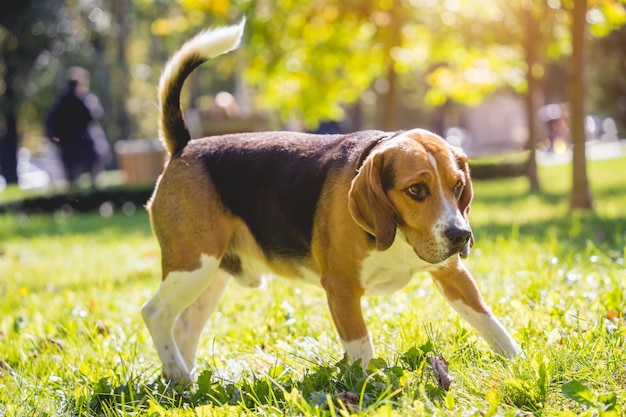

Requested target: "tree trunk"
[
  {"left": 0, "top": 64, "right": 19, "bottom": 184},
  {"left": 381, "top": 3, "right": 401, "bottom": 132},
  {"left": 523, "top": 7, "right": 541, "bottom": 192},
  {"left": 110, "top": 0, "right": 133, "bottom": 141},
  {"left": 569, "top": 0, "right": 593, "bottom": 210},
  {"left": 381, "top": 63, "right": 398, "bottom": 131}
]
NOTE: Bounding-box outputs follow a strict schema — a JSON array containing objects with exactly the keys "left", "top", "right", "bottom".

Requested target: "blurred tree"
[
  {"left": 244, "top": 1, "right": 387, "bottom": 129},
  {"left": 521, "top": 4, "right": 544, "bottom": 192},
  {"left": 424, "top": 0, "right": 624, "bottom": 202},
  {"left": 420, "top": 0, "right": 548, "bottom": 191},
  {"left": 567, "top": 0, "right": 625, "bottom": 210},
  {"left": 569, "top": 0, "right": 593, "bottom": 210},
  {"left": 240, "top": 0, "right": 527, "bottom": 130},
  {"left": 50, "top": 0, "right": 135, "bottom": 143},
  {"left": 0, "top": 1, "right": 65, "bottom": 184},
  {"left": 589, "top": 26, "right": 626, "bottom": 135},
  {"left": 109, "top": 0, "right": 134, "bottom": 141},
  {"left": 177, "top": 0, "right": 624, "bottom": 213},
  {"left": 0, "top": 0, "right": 137, "bottom": 183},
  {"left": 2, "top": 0, "right": 625, "bottom": 192}
]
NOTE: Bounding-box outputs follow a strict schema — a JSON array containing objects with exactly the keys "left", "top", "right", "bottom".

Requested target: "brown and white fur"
[{"left": 142, "top": 20, "right": 519, "bottom": 383}]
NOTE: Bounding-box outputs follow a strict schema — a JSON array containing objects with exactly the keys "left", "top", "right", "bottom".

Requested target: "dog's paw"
[
  {"left": 162, "top": 362, "right": 193, "bottom": 386},
  {"left": 494, "top": 339, "right": 523, "bottom": 359}
]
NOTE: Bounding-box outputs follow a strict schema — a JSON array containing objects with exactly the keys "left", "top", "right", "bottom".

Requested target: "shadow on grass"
[
  {"left": 476, "top": 188, "right": 565, "bottom": 207},
  {"left": 475, "top": 213, "right": 625, "bottom": 255},
  {"left": 475, "top": 182, "right": 625, "bottom": 207},
  {"left": 0, "top": 185, "right": 156, "bottom": 242},
  {"left": 471, "top": 180, "right": 625, "bottom": 255},
  {"left": 0, "top": 207, "right": 152, "bottom": 242},
  {"left": 3, "top": 186, "right": 623, "bottom": 257}
]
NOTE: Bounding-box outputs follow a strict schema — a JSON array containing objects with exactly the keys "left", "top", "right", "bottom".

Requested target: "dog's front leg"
[
  {"left": 429, "top": 258, "right": 520, "bottom": 358},
  {"left": 322, "top": 276, "right": 373, "bottom": 368}
]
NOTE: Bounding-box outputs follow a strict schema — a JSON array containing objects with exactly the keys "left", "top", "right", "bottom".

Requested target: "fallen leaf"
[
  {"left": 430, "top": 354, "right": 452, "bottom": 391},
  {"left": 323, "top": 391, "right": 360, "bottom": 411},
  {"left": 336, "top": 391, "right": 359, "bottom": 411}
]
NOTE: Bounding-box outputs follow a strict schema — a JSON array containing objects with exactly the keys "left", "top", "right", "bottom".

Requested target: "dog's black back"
[{"left": 187, "top": 131, "right": 388, "bottom": 259}]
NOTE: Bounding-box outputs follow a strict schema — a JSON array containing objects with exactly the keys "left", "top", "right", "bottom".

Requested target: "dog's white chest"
[{"left": 358, "top": 234, "right": 438, "bottom": 296}]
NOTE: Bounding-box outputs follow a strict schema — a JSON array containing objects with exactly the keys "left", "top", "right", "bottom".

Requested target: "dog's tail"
[{"left": 158, "top": 19, "right": 245, "bottom": 156}]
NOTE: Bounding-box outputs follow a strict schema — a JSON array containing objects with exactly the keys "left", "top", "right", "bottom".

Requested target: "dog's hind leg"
[
  {"left": 173, "top": 270, "right": 230, "bottom": 372},
  {"left": 144, "top": 156, "right": 236, "bottom": 381},
  {"left": 142, "top": 254, "right": 222, "bottom": 383}
]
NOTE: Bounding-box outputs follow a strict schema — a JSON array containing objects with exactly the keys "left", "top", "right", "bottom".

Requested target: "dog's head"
[{"left": 348, "top": 129, "right": 473, "bottom": 264}]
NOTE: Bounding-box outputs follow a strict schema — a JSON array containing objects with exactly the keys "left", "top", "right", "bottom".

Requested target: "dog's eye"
[
  {"left": 453, "top": 180, "right": 464, "bottom": 198},
  {"left": 406, "top": 183, "right": 429, "bottom": 201}
]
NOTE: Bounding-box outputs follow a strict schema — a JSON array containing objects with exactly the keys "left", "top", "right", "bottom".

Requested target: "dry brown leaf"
[
  {"left": 430, "top": 354, "right": 452, "bottom": 391},
  {"left": 323, "top": 391, "right": 359, "bottom": 411},
  {"left": 336, "top": 391, "right": 359, "bottom": 411}
]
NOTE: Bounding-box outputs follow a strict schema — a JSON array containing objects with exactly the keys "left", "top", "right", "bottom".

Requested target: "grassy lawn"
[{"left": 1, "top": 158, "right": 624, "bottom": 416}]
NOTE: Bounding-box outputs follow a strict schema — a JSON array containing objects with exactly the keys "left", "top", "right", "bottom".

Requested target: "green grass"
[{"left": 1, "top": 158, "right": 624, "bottom": 416}]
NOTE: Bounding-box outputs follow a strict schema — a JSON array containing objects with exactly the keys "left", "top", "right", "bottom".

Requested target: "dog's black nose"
[{"left": 445, "top": 227, "right": 472, "bottom": 249}]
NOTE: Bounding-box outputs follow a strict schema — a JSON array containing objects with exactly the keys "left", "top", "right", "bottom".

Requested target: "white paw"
[{"left": 342, "top": 336, "right": 374, "bottom": 369}]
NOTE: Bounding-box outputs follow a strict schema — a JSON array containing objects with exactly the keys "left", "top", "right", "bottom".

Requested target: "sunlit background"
[{"left": 0, "top": 0, "right": 625, "bottom": 191}]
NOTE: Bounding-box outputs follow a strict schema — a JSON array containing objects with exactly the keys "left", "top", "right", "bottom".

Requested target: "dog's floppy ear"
[
  {"left": 348, "top": 151, "right": 397, "bottom": 250},
  {"left": 452, "top": 146, "right": 473, "bottom": 218},
  {"left": 450, "top": 145, "right": 474, "bottom": 248}
]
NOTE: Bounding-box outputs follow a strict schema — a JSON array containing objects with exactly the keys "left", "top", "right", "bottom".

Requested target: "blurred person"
[
  {"left": 45, "top": 66, "right": 110, "bottom": 184},
  {"left": 539, "top": 103, "right": 570, "bottom": 153}
]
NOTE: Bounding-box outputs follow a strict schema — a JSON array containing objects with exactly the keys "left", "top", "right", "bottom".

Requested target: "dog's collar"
[{"left": 355, "top": 130, "right": 404, "bottom": 172}]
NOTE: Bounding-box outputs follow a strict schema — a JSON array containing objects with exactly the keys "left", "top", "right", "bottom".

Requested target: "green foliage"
[
  {"left": 563, "top": 381, "right": 619, "bottom": 416},
  {"left": 78, "top": 343, "right": 447, "bottom": 414},
  {"left": 245, "top": 4, "right": 387, "bottom": 128},
  {"left": 0, "top": 157, "right": 625, "bottom": 416},
  {"left": 174, "top": 0, "right": 626, "bottom": 130},
  {"left": 4, "top": 0, "right": 626, "bottom": 143},
  {"left": 587, "top": 0, "right": 626, "bottom": 37}
]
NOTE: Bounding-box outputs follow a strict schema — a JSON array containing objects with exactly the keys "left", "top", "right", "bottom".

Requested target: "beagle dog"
[{"left": 142, "top": 20, "right": 519, "bottom": 383}]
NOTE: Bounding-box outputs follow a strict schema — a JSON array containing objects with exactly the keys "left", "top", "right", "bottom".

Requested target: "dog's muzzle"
[{"left": 445, "top": 226, "right": 472, "bottom": 258}]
